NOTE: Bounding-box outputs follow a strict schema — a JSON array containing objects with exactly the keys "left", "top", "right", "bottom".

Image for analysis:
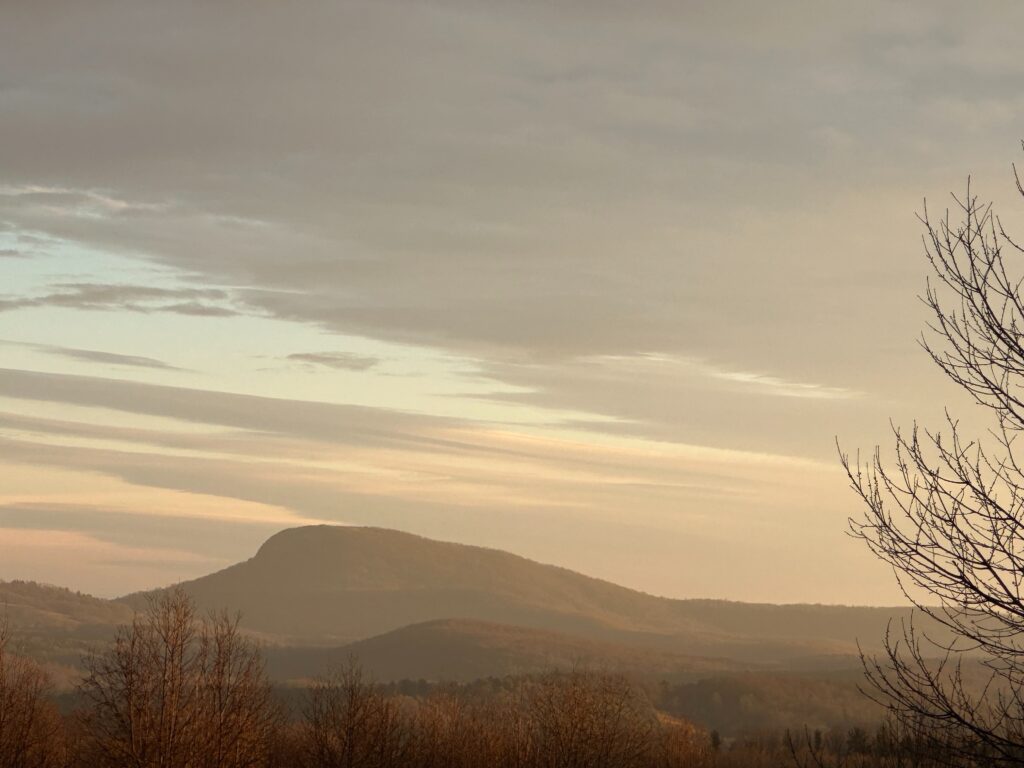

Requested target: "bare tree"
[
  {"left": 298, "top": 664, "right": 679, "bottom": 768},
  {"left": 521, "top": 669, "right": 655, "bottom": 768},
  {"left": 843, "top": 160, "right": 1024, "bottom": 764},
  {"left": 78, "top": 587, "right": 278, "bottom": 768},
  {"left": 301, "top": 658, "right": 411, "bottom": 768},
  {"left": 0, "top": 619, "right": 65, "bottom": 768},
  {"left": 786, "top": 715, "right": 943, "bottom": 768},
  {"left": 407, "top": 692, "right": 504, "bottom": 768}
]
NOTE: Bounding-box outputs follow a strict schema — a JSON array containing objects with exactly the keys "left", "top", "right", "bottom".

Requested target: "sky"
[{"left": 2, "top": 1, "right": 1024, "bottom": 603}]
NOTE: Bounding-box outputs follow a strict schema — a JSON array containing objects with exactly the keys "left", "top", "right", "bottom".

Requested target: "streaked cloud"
[
  {"left": 0, "top": 283, "right": 243, "bottom": 317},
  {"left": 0, "top": 340, "right": 182, "bottom": 371},
  {"left": 0, "top": 184, "right": 169, "bottom": 218},
  {"left": 42, "top": 347, "right": 180, "bottom": 370},
  {"left": 286, "top": 351, "right": 381, "bottom": 371},
  {"left": 707, "top": 369, "right": 859, "bottom": 401},
  {"left": 0, "top": 365, "right": 886, "bottom": 601},
  {"left": 0, "top": 527, "right": 220, "bottom": 595}
]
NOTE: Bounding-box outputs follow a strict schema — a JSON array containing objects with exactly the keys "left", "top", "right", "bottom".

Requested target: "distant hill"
[
  {"left": 1, "top": 580, "right": 132, "bottom": 631},
  {"left": 125, "top": 525, "right": 925, "bottom": 663},
  {"left": 264, "top": 618, "right": 747, "bottom": 683},
  {"left": 0, "top": 581, "right": 134, "bottom": 689}
]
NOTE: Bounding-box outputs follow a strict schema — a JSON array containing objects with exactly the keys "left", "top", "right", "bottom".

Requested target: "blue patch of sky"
[{"left": 0, "top": 227, "right": 610, "bottom": 427}]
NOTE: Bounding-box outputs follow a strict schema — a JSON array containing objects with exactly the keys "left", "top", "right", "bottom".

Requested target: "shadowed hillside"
[
  {"left": 264, "top": 618, "right": 748, "bottom": 683},
  {"left": 125, "top": 525, "right": 929, "bottom": 663}
]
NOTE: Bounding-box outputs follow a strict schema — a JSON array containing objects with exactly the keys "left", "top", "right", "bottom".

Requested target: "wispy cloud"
[
  {"left": 286, "top": 351, "right": 380, "bottom": 371},
  {"left": 45, "top": 347, "right": 181, "bottom": 371},
  {"left": 468, "top": 353, "right": 866, "bottom": 455},
  {"left": 0, "top": 502, "right": 308, "bottom": 567},
  {"left": 710, "top": 369, "right": 859, "bottom": 400},
  {"left": 0, "top": 366, "right": 851, "bottom": 599},
  {"left": 0, "top": 184, "right": 168, "bottom": 219},
  {"left": 0, "top": 283, "right": 243, "bottom": 317},
  {"left": 0, "top": 339, "right": 183, "bottom": 371},
  {"left": 590, "top": 354, "right": 860, "bottom": 401}
]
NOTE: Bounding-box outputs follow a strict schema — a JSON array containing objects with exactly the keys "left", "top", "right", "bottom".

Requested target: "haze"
[{"left": 2, "top": 1, "right": 1021, "bottom": 603}]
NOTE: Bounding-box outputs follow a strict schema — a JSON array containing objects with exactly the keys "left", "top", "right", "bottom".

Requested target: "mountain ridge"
[
  {"left": 119, "top": 525, "right": 923, "bottom": 660},
  {"left": 3, "top": 525, "right": 939, "bottom": 684}
]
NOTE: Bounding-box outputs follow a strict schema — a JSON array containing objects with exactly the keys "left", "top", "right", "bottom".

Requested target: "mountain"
[
  {"left": 127, "top": 525, "right": 923, "bottom": 663},
  {"left": 264, "top": 618, "right": 747, "bottom": 684}
]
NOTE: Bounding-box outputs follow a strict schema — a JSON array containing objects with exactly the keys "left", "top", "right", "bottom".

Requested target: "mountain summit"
[{"left": 145, "top": 525, "right": 681, "bottom": 645}]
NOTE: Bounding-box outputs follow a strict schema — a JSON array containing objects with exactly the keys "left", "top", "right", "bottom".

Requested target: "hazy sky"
[{"left": 2, "top": 1, "right": 1024, "bottom": 603}]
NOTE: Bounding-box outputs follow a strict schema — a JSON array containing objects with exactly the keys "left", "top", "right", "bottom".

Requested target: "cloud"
[
  {"left": 0, "top": 339, "right": 184, "bottom": 375},
  {"left": 2, "top": 0, "right": 1021, "bottom": 385},
  {"left": 0, "top": 526, "right": 221, "bottom": 597},
  {"left": 0, "top": 502, "right": 292, "bottom": 566},
  {"left": 0, "top": 282, "right": 243, "bottom": 317},
  {"left": 705, "top": 368, "right": 860, "bottom": 401},
  {"left": 6, "top": 341, "right": 182, "bottom": 371},
  {"left": 0, "top": 366, "right": 835, "bottom": 513},
  {"left": 0, "top": 249, "right": 25, "bottom": 258},
  {"left": 0, "top": 184, "right": 169, "bottom": 219},
  {"left": 467, "top": 353, "right": 875, "bottom": 456},
  {"left": 0, "top": 1, "right": 1015, "bottom": 416},
  {"left": 0, "top": 367, "right": 456, "bottom": 448},
  {"left": 286, "top": 351, "right": 380, "bottom": 371}
]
